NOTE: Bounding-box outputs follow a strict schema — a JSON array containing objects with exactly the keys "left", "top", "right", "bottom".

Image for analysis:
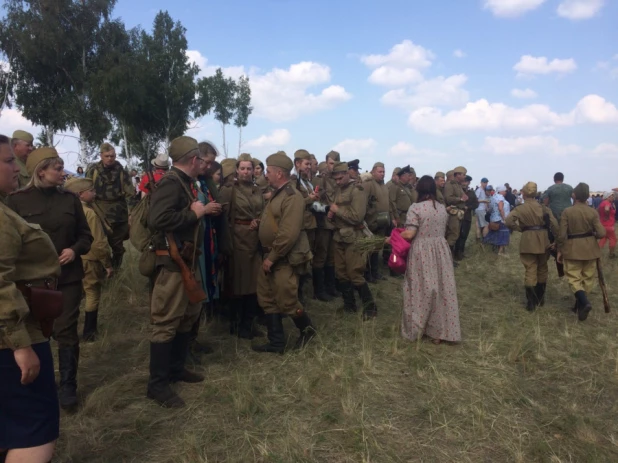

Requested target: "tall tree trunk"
[
  {"left": 238, "top": 126, "right": 242, "bottom": 156},
  {"left": 221, "top": 122, "right": 228, "bottom": 158},
  {"left": 45, "top": 127, "right": 54, "bottom": 147},
  {"left": 79, "top": 137, "right": 88, "bottom": 167},
  {"left": 122, "top": 124, "right": 131, "bottom": 160}
]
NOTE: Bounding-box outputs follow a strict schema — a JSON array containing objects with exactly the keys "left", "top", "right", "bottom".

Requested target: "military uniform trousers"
[
  {"left": 564, "top": 259, "right": 596, "bottom": 294},
  {"left": 150, "top": 267, "right": 202, "bottom": 343},
  {"left": 82, "top": 259, "right": 105, "bottom": 313},
  {"left": 108, "top": 221, "right": 129, "bottom": 266},
  {"left": 306, "top": 228, "right": 316, "bottom": 257},
  {"left": 257, "top": 260, "right": 302, "bottom": 316},
  {"left": 520, "top": 253, "right": 550, "bottom": 287},
  {"left": 455, "top": 220, "right": 472, "bottom": 254},
  {"left": 334, "top": 240, "right": 366, "bottom": 286},
  {"left": 53, "top": 282, "right": 84, "bottom": 348},
  {"left": 446, "top": 215, "right": 461, "bottom": 246},
  {"left": 314, "top": 228, "right": 335, "bottom": 268}
]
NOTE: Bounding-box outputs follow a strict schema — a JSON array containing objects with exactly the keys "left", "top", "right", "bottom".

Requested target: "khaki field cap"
[
  {"left": 266, "top": 151, "right": 294, "bottom": 172},
  {"left": 393, "top": 167, "right": 401, "bottom": 175},
  {"left": 221, "top": 158, "right": 237, "bottom": 179},
  {"left": 309, "top": 153, "right": 316, "bottom": 161},
  {"left": 372, "top": 162, "right": 384, "bottom": 169},
  {"left": 326, "top": 150, "right": 341, "bottom": 162},
  {"left": 12, "top": 130, "right": 34, "bottom": 143},
  {"left": 435, "top": 171, "right": 445, "bottom": 179},
  {"left": 152, "top": 152, "right": 170, "bottom": 169},
  {"left": 317, "top": 161, "right": 328, "bottom": 173},
  {"left": 26, "top": 147, "right": 60, "bottom": 175},
  {"left": 522, "top": 182, "right": 537, "bottom": 197},
  {"left": 169, "top": 136, "right": 199, "bottom": 162},
  {"left": 237, "top": 153, "right": 253, "bottom": 164},
  {"left": 409, "top": 167, "right": 417, "bottom": 176},
  {"left": 64, "top": 177, "right": 94, "bottom": 194},
  {"left": 294, "top": 149, "right": 311, "bottom": 160},
  {"left": 446, "top": 170, "right": 454, "bottom": 178},
  {"left": 573, "top": 183, "right": 590, "bottom": 202},
  {"left": 100, "top": 142, "right": 114, "bottom": 153},
  {"left": 332, "top": 161, "right": 349, "bottom": 174},
  {"left": 453, "top": 166, "right": 467, "bottom": 175},
  {"left": 252, "top": 157, "right": 262, "bottom": 168}
]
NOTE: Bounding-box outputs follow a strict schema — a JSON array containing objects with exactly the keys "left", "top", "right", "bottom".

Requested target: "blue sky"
[{"left": 3, "top": 0, "right": 617, "bottom": 190}]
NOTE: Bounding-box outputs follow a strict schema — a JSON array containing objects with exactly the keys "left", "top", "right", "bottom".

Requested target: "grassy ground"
[{"left": 53, "top": 232, "right": 618, "bottom": 463}]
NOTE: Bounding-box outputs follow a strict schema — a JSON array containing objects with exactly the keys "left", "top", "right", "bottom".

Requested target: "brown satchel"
[
  {"left": 488, "top": 222, "right": 501, "bottom": 231},
  {"left": 16, "top": 279, "right": 63, "bottom": 338}
]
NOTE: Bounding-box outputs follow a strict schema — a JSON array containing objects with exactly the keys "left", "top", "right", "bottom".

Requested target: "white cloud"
[
  {"left": 595, "top": 54, "right": 618, "bottom": 79},
  {"left": 407, "top": 94, "right": 618, "bottom": 135},
  {"left": 511, "top": 88, "right": 538, "bottom": 99},
  {"left": 453, "top": 49, "right": 467, "bottom": 59},
  {"left": 381, "top": 74, "right": 469, "bottom": 109},
  {"left": 514, "top": 55, "right": 577, "bottom": 77},
  {"left": 186, "top": 50, "right": 247, "bottom": 79},
  {"left": 387, "top": 142, "right": 448, "bottom": 159},
  {"left": 361, "top": 40, "right": 434, "bottom": 70},
  {"left": 482, "top": 136, "right": 581, "bottom": 156},
  {"left": 368, "top": 67, "right": 424, "bottom": 87},
  {"left": 557, "top": 0, "right": 605, "bottom": 20},
  {"left": 483, "top": 0, "right": 547, "bottom": 17},
  {"left": 591, "top": 143, "right": 618, "bottom": 158},
  {"left": 244, "top": 129, "right": 291, "bottom": 148},
  {"left": 332, "top": 138, "right": 377, "bottom": 156}
]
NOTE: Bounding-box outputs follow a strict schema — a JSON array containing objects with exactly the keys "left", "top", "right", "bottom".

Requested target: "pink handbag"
[{"left": 388, "top": 228, "right": 410, "bottom": 274}]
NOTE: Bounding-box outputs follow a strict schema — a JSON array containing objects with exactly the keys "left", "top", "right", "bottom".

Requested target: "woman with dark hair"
[
  {"left": 7, "top": 148, "right": 93, "bottom": 411},
  {"left": 399, "top": 175, "right": 460, "bottom": 344},
  {"left": 76, "top": 166, "right": 85, "bottom": 178},
  {"left": 208, "top": 161, "right": 222, "bottom": 188}
]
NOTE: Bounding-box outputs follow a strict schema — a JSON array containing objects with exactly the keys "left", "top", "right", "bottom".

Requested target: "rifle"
[
  {"left": 597, "top": 259, "right": 611, "bottom": 313},
  {"left": 165, "top": 233, "right": 207, "bottom": 304},
  {"left": 544, "top": 212, "right": 564, "bottom": 277}
]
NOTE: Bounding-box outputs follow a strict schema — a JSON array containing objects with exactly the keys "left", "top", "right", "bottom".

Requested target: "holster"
[
  {"left": 179, "top": 241, "right": 200, "bottom": 265},
  {"left": 16, "top": 279, "right": 63, "bottom": 338}
]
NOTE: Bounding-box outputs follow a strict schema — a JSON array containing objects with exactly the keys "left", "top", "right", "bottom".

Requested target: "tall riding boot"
[
  {"left": 252, "top": 313, "right": 285, "bottom": 354},
  {"left": 82, "top": 311, "right": 98, "bottom": 342},
  {"left": 170, "top": 332, "right": 204, "bottom": 383},
  {"left": 535, "top": 283, "right": 547, "bottom": 307},
  {"left": 450, "top": 246, "right": 459, "bottom": 267},
  {"left": 339, "top": 281, "right": 357, "bottom": 313},
  {"left": 356, "top": 283, "right": 378, "bottom": 320},
  {"left": 525, "top": 286, "right": 537, "bottom": 311},
  {"left": 292, "top": 311, "right": 317, "bottom": 349},
  {"left": 370, "top": 252, "right": 387, "bottom": 281},
  {"left": 364, "top": 266, "right": 377, "bottom": 284},
  {"left": 229, "top": 298, "right": 242, "bottom": 336},
  {"left": 58, "top": 345, "right": 79, "bottom": 412},
  {"left": 111, "top": 254, "right": 123, "bottom": 271},
  {"left": 324, "top": 266, "right": 340, "bottom": 297},
  {"left": 147, "top": 341, "right": 184, "bottom": 408},
  {"left": 313, "top": 268, "right": 333, "bottom": 302},
  {"left": 575, "top": 290, "right": 592, "bottom": 321},
  {"left": 298, "top": 274, "right": 309, "bottom": 305},
  {"left": 191, "top": 308, "right": 213, "bottom": 356},
  {"left": 237, "top": 296, "right": 255, "bottom": 339}
]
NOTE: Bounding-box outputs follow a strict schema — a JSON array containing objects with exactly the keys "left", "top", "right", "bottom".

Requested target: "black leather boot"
[
  {"left": 575, "top": 290, "right": 592, "bottom": 321},
  {"left": 356, "top": 283, "right": 378, "bottom": 320},
  {"left": 292, "top": 311, "right": 317, "bottom": 349},
  {"left": 312, "top": 268, "right": 333, "bottom": 302},
  {"left": 571, "top": 295, "right": 579, "bottom": 313},
  {"left": 297, "top": 274, "right": 309, "bottom": 305},
  {"left": 535, "top": 283, "right": 546, "bottom": 307},
  {"left": 170, "top": 332, "right": 204, "bottom": 384},
  {"left": 58, "top": 345, "right": 79, "bottom": 412},
  {"left": 324, "top": 266, "right": 340, "bottom": 297},
  {"left": 252, "top": 313, "right": 285, "bottom": 354},
  {"left": 365, "top": 267, "right": 377, "bottom": 284},
  {"left": 525, "top": 286, "right": 537, "bottom": 311},
  {"left": 147, "top": 341, "right": 185, "bottom": 408},
  {"left": 236, "top": 296, "right": 256, "bottom": 339},
  {"left": 370, "top": 252, "right": 387, "bottom": 281},
  {"left": 339, "top": 281, "right": 357, "bottom": 313},
  {"left": 450, "top": 246, "right": 459, "bottom": 267},
  {"left": 82, "top": 311, "right": 98, "bottom": 342}
]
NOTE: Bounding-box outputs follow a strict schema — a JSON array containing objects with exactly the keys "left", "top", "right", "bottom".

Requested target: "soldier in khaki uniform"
[
  {"left": 330, "top": 162, "right": 378, "bottom": 319},
  {"left": 312, "top": 150, "right": 340, "bottom": 298},
  {"left": 252, "top": 157, "right": 269, "bottom": 196},
  {"left": 435, "top": 172, "right": 446, "bottom": 205},
  {"left": 219, "top": 153, "right": 264, "bottom": 338},
  {"left": 147, "top": 136, "right": 211, "bottom": 408},
  {"left": 506, "top": 182, "right": 560, "bottom": 311},
  {"left": 454, "top": 175, "right": 479, "bottom": 261},
  {"left": 86, "top": 143, "right": 135, "bottom": 269},
  {"left": 309, "top": 154, "right": 318, "bottom": 178},
  {"left": 557, "top": 183, "right": 606, "bottom": 321},
  {"left": 254, "top": 152, "right": 316, "bottom": 354},
  {"left": 363, "top": 162, "right": 390, "bottom": 281},
  {"left": 11, "top": 130, "right": 34, "bottom": 188},
  {"left": 64, "top": 177, "right": 113, "bottom": 341},
  {"left": 388, "top": 165, "right": 414, "bottom": 228},
  {"left": 444, "top": 166, "right": 468, "bottom": 262},
  {"left": 347, "top": 159, "right": 360, "bottom": 182}
]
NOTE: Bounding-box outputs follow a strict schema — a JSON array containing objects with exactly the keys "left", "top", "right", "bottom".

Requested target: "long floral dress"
[{"left": 402, "top": 200, "right": 461, "bottom": 342}]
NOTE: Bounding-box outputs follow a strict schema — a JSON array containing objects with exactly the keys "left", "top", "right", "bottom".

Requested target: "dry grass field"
[{"left": 53, "top": 232, "right": 618, "bottom": 463}]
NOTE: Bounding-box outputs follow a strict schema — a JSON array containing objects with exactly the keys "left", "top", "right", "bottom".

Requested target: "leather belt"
[
  {"left": 16, "top": 278, "right": 58, "bottom": 292},
  {"left": 567, "top": 232, "right": 594, "bottom": 239},
  {"left": 522, "top": 226, "right": 545, "bottom": 231},
  {"left": 234, "top": 219, "right": 253, "bottom": 225},
  {"left": 155, "top": 250, "right": 170, "bottom": 257}
]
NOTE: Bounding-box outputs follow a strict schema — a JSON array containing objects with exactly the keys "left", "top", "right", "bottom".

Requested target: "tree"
[{"left": 234, "top": 75, "right": 253, "bottom": 155}]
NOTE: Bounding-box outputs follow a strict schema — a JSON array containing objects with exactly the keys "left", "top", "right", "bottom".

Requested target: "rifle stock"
[
  {"left": 165, "top": 233, "right": 207, "bottom": 304},
  {"left": 597, "top": 258, "right": 611, "bottom": 313}
]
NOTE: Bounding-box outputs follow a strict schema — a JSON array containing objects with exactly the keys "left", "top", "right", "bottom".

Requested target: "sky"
[{"left": 1, "top": 0, "right": 617, "bottom": 190}]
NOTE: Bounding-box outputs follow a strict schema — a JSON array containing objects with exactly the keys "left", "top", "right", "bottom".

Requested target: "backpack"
[
  {"left": 129, "top": 171, "right": 156, "bottom": 252},
  {"left": 387, "top": 228, "right": 410, "bottom": 275}
]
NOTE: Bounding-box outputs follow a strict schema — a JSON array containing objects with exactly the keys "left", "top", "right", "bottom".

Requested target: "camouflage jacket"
[{"left": 86, "top": 161, "right": 135, "bottom": 224}]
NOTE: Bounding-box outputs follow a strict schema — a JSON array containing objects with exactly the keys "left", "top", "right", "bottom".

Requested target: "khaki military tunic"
[
  {"left": 313, "top": 173, "right": 337, "bottom": 268},
  {"left": 296, "top": 175, "right": 318, "bottom": 247},
  {"left": 15, "top": 157, "right": 31, "bottom": 189},
  {"left": 81, "top": 202, "right": 112, "bottom": 313},
  {"left": 257, "top": 181, "right": 305, "bottom": 315},
  {"left": 443, "top": 180, "right": 465, "bottom": 246},
  {"left": 0, "top": 198, "right": 61, "bottom": 350},
  {"left": 332, "top": 181, "right": 367, "bottom": 286},
  {"left": 148, "top": 167, "right": 204, "bottom": 343},
  {"left": 364, "top": 178, "right": 390, "bottom": 233},
  {"left": 437, "top": 188, "right": 445, "bottom": 205},
  {"left": 559, "top": 202, "right": 606, "bottom": 294},
  {"left": 255, "top": 175, "right": 269, "bottom": 195},
  {"left": 219, "top": 180, "right": 264, "bottom": 296},
  {"left": 506, "top": 200, "right": 559, "bottom": 286},
  {"left": 388, "top": 181, "right": 413, "bottom": 227}
]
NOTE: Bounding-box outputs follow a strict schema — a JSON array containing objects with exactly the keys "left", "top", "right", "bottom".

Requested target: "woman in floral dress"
[{"left": 401, "top": 176, "right": 461, "bottom": 344}]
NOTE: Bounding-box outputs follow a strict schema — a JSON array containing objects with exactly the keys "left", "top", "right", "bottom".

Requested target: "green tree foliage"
[{"left": 234, "top": 75, "right": 253, "bottom": 155}]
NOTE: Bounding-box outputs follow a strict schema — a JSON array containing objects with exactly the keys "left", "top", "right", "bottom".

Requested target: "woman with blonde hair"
[{"left": 7, "top": 147, "right": 92, "bottom": 412}]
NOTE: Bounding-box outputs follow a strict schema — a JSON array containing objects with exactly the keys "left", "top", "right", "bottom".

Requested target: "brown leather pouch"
[{"left": 17, "top": 282, "right": 63, "bottom": 338}]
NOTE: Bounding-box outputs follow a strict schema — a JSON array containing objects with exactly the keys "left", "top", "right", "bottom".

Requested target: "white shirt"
[{"left": 476, "top": 188, "right": 488, "bottom": 211}]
